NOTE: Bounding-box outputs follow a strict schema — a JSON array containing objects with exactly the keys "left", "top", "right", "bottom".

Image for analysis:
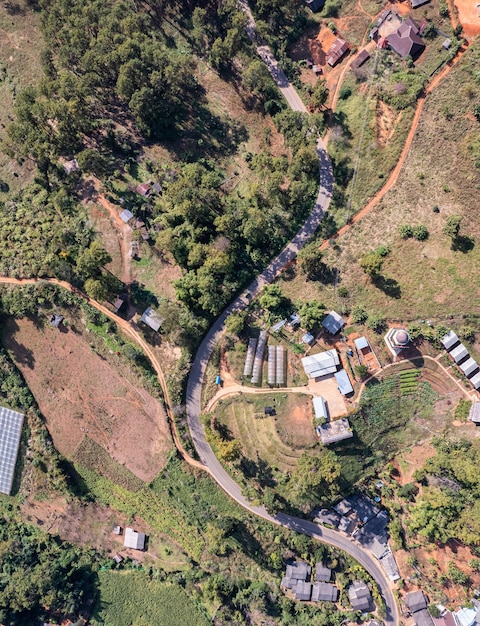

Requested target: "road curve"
[{"left": 186, "top": 4, "right": 399, "bottom": 625}]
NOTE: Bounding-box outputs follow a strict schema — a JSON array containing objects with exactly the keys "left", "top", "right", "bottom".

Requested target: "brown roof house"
[
  {"left": 387, "top": 17, "right": 425, "bottom": 59},
  {"left": 327, "top": 38, "right": 350, "bottom": 66}
]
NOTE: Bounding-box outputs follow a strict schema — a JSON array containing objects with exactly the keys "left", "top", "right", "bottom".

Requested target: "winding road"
[{"left": 185, "top": 3, "right": 400, "bottom": 624}]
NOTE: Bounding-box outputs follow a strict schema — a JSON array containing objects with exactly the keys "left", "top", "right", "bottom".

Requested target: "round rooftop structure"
[{"left": 394, "top": 329, "right": 410, "bottom": 346}]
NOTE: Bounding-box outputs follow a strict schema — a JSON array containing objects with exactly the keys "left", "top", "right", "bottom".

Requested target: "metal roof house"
[
  {"left": 354, "top": 336, "right": 370, "bottom": 351},
  {"left": 123, "top": 527, "right": 146, "bottom": 551},
  {"left": 348, "top": 580, "right": 373, "bottom": 611},
  {"left": 460, "top": 357, "right": 479, "bottom": 378},
  {"left": 50, "top": 314, "right": 64, "bottom": 328},
  {"left": 380, "top": 551, "right": 401, "bottom": 582},
  {"left": 302, "top": 332, "right": 315, "bottom": 345},
  {"left": 334, "top": 369, "right": 354, "bottom": 396},
  {"left": 286, "top": 561, "right": 311, "bottom": 580},
  {"left": 317, "top": 418, "right": 353, "bottom": 444},
  {"left": 315, "top": 563, "right": 332, "bottom": 581},
  {"left": 301, "top": 349, "right": 340, "bottom": 378},
  {"left": 327, "top": 38, "right": 350, "bottom": 66},
  {"left": 351, "top": 49, "right": 371, "bottom": 70},
  {"left": 413, "top": 609, "right": 435, "bottom": 626},
  {"left": 312, "top": 582, "right": 338, "bottom": 602},
  {"left": 141, "top": 307, "right": 164, "bottom": 332},
  {"left": 441, "top": 330, "right": 460, "bottom": 351},
  {"left": 411, "top": 0, "right": 430, "bottom": 7},
  {"left": 322, "top": 311, "right": 346, "bottom": 335},
  {"left": 0, "top": 406, "right": 24, "bottom": 495},
  {"left": 295, "top": 580, "right": 312, "bottom": 601},
  {"left": 450, "top": 343, "right": 469, "bottom": 364},
  {"left": 405, "top": 590, "right": 428, "bottom": 613},
  {"left": 119, "top": 209, "right": 134, "bottom": 224},
  {"left": 313, "top": 396, "right": 329, "bottom": 420}
]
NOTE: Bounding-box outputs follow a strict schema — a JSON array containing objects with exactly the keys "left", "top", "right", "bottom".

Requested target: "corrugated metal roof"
[
  {"left": 313, "top": 396, "right": 328, "bottom": 419},
  {"left": 335, "top": 369, "right": 354, "bottom": 395}
]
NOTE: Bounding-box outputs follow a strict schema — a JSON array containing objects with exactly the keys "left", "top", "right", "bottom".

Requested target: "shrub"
[
  {"left": 355, "top": 364, "right": 369, "bottom": 379},
  {"left": 337, "top": 286, "right": 349, "bottom": 298},
  {"left": 439, "top": 0, "right": 449, "bottom": 16},
  {"left": 399, "top": 224, "right": 413, "bottom": 239},
  {"left": 366, "top": 314, "right": 386, "bottom": 333},
  {"left": 454, "top": 399, "right": 472, "bottom": 422},
  {"left": 351, "top": 305, "right": 368, "bottom": 324},
  {"left": 398, "top": 482, "right": 419, "bottom": 501},
  {"left": 413, "top": 225, "right": 428, "bottom": 241},
  {"left": 447, "top": 561, "right": 469, "bottom": 585},
  {"left": 339, "top": 86, "right": 352, "bottom": 100},
  {"left": 459, "top": 325, "right": 475, "bottom": 342},
  {"left": 376, "top": 244, "right": 390, "bottom": 257}
]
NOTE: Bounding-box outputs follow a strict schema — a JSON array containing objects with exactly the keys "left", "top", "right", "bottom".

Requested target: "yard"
[{"left": 1, "top": 313, "right": 173, "bottom": 483}]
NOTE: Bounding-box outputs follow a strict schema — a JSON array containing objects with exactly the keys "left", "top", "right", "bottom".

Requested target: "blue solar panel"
[{"left": 0, "top": 406, "right": 24, "bottom": 495}]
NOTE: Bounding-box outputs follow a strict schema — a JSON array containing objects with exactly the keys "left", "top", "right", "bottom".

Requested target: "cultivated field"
[
  {"left": 2, "top": 314, "right": 173, "bottom": 482},
  {"left": 213, "top": 394, "right": 315, "bottom": 473}
]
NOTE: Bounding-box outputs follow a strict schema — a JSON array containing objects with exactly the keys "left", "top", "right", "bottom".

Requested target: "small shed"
[
  {"left": 271, "top": 319, "right": 287, "bottom": 333},
  {"left": 215, "top": 375, "right": 221, "bottom": 385},
  {"left": 113, "top": 554, "right": 123, "bottom": 564},
  {"left": 312, "top": 64, "right": 323, "bottom": 75},
  {"left": 450, "top": 343, "right": 469, "bottom": 364},
  {"left": 351, "top": 49, "right": 370, "bottom": 70},
  {"left": 322, "top": 310, "right": 345, "bottom": 335},
  {"left": 441, "top": 330, "right": 460, "bottom": 351},
  {"left": 334, "top": 369, "right": 354, "bottom": 396},
  {"left": 411, "top": 0, "right": 430, "bottom": 7},
  {"left": 124, "top": 527, "right": 146, "bottom": 551},
  {"left": 112, "top": 294, "right": 127, "bottom": 314},
  {"left": 136, "top": 182, "right": 151, "bottom": 197},
  {"left": 442, "top": 38, "right": 452, "bottom": 49},
  {"left": 63, "top": 159, "right": 79, "bottom": 175},
  {"left": 119, "top": 209, "right": 134, "bottom": 224},
  {"left": 141, "top": 307, "right": 164, "bottom": 332},
  {"left": 50, "top": 314, "right": 64, "bottom": 328},
  {"left": 113, "top": 525, "right": 122, "bottom": 535},
  {"left": 151, "top": 182, "right": 162, "bottom": 194},
  {"left": 317, "top": 418, "right": 353, "bottom": 444},
  {"left": 302, "top": 332, "right": 315, "bottom": 345},
  {"left": 313, "top": 396, "right": 328, "bottom": 420},
  {"left": 306, "top": 0, "right": 326, "bottom": 11},
  {"left": 290, "top": 312, "right": 301, "bottom": 327},
  {"left": 354, "top": 336, "right": 369, "bottom": 351},
  {"left": 264, "top": 406, "right": 276, "bottom": 416}
]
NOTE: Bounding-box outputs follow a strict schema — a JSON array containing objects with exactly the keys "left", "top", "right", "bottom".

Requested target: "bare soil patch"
[
  {"left": 394, "top": 442, "right": 436, "bottom": 485},
  {"left": 2, "top": 315, "right": 172, "bottom": 482},
  {"left": 277, "top": 394, "right": 315, "bottom": 448},
  {"left": 453, "top": 0, "right": 480, "bottom": 36}
]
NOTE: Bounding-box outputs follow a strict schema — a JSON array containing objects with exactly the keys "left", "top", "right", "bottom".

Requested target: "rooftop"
[
  {"left": 313, "top": 396, "right": 328, "bottom": 420},
  {"left": 124, "top": 527, "right": 146, "bottom": 551},
  {"left": 312, "top": 582, "right": 338, "bottom": 602},
  {"left": 405, "top": 590, "right": 428, "bottom": 613},
  {"left": 327, "top": 38, "right": 350, "bottom": 66},
  {"left": 0, "top": 406, "right": 24, "bottom": 495},
  {"left": 315, "top": 563, "right": 332, "bottom": 582},
  {"left": 349, "top": 580, "right": 373, "bottom": 611},
  {"left": 469, "top": 402, "right": 480, "bottom": 424},
  {"left": 450, "top": 343, "right": 469, "bottom": 364},
  {"left": 334, "top": 369, "right": 354, "bottom": 395},
  {"left": 141, "top": 307, "right": 164, "bottom": 332},
  {"left": 441, "top": 330, "right": 460, "bottom": 351},
  {"left": 301, "top": 349, "right": 340, "bottom": 378},
  {"left": 322, "top": 311, "right": 346, "bottom": 335},
  {"left": 286, "top": 561, "right": 311, "bottom": 580},
  {"left": 317, "top": 418, "right": 353, "bottom": 444},
  {"left": 313, "top": 508, "right": 341, "bottom": 528},
  {"left": 294, "top": 580, "right": 312, "bottom": 601}
]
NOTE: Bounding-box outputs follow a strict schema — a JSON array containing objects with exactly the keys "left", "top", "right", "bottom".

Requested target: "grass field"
[
  {"left": 280, "top": 43, "right": 480, "bottom": 323},
  {"left": 92, "top": 570, "right": 209, "bottom": 626},
  {"left": 0, "top": 0, "right": 44, "bottom": 192}
]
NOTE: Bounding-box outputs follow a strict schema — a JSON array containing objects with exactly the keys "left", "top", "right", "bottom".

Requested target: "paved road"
[{"left": 186, "top": 3, "right": 400, "bottom": 625}]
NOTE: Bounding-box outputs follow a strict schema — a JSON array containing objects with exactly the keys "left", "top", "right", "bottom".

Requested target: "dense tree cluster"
[
  {"left": 408, "top": 438, "right": 480, "bottom": 545},
  {"left": 0, "top": 519, "right": 98, "bottom": 625}
]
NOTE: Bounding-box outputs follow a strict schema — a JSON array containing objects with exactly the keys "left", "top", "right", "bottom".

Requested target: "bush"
[
  {"left": 366, "top": 314, "right": 386, "bottom": 333},
  {"left": 339, "top": 86, "right": 352, "bottom": 100},
  {"left": 397, "top": 482, "right": 419, "bottom": 501},
  {"left": 399, "top": 224, "right": 413, "bottom": 239},
  {"left": 376, "top": 244, "right": 390, "bottom": 257},
  {"left": 459, "top": 325, "right": 475, "bottom": 342},
  {"left": 413, "top": 225, "right": 429, "bottom": 241},
  {"left": 337, "top": 286, "right": 348, "bottom": 298},
  {"left": 351, "top": 305, "right": 368, "bottom": 324},
  {"left": 454, "top": 399, "right": 472, "bottom": 422},
  {"left": 355, "top": 364, "right": 369, "bottom": 379}
]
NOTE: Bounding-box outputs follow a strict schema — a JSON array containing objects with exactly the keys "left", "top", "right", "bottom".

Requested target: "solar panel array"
[{"left": 0, "top": 406, "right": 24, "bottom": 495}]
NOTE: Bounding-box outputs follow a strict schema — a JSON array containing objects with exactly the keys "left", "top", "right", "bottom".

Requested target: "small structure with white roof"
[
  {"left": 124, "top": 527, "right": 146, "bottom": 551},
  {"left": 441, "top": 330, "right": 460, "bottom": 352},
  {"left": 141, "top": 307, "right": 164, "bottom": 332},
  {"left": 469, "top": 402, "right": 480, "bottom": 424},
  {"left": 450, "top": 343, "right": 469, "bottom": 365},
  {"left": 334, "top": 369, "right": 354, "bottom": 396},
  {"left": 301, "top": 349, "right": 340, "bottom": 379},
  {"left": 322, "top": 311, "right": 346, "bottom": 335},
  {"left": 119, "top": 209, "right": 134, "bottom": 224},
  {"left": 313, "top": 396, "right": 328, "bottom": 421},
  {"left": 460, "top": 357, "right": 479, "bottom": 378}
]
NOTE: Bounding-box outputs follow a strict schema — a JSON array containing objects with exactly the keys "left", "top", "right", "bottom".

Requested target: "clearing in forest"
[{"left": 2, "top": 315, "right": 172, "bottom": 482}]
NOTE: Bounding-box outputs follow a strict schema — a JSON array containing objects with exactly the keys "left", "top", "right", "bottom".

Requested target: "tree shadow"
[
  {"left": 373, "top": 275, "right": 402, "bottom": 299},
  {"left": 452, "top": 235, "right": 475, "bottom": 253},
  {"left": 3, "top": 321, "right": 36, "bottom": 369}
]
